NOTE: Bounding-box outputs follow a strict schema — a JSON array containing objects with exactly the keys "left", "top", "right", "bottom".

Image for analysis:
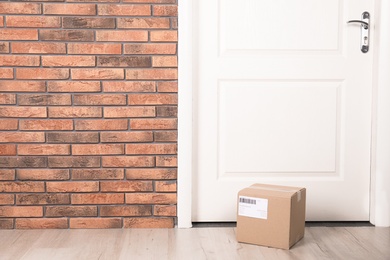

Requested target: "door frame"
[{"left": 177, "top": 0, "right": 390, "bottom": 228}]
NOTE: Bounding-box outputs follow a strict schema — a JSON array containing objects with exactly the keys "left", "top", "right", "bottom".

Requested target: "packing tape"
[{"left": 249, "top": 185, "right": 302, "bottom": 194}]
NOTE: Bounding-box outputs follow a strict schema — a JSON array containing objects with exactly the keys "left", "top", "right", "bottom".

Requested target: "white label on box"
[{"left": 238, "top": 196, "right": 268, "bottom": 219}]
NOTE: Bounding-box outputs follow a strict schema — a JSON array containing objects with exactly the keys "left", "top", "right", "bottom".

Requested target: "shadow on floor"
[{"left": 192, "top": 221, "right": 374, "bottom": 228}]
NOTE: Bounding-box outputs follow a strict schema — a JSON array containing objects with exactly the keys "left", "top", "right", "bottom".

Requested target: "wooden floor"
[{"left": 0, "top": 226, "right": 389, "bottom": 260}]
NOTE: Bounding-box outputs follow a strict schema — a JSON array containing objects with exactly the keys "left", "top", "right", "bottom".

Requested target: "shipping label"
[{"left": 238, "top": 196, "right": 268, "bottom": 219}]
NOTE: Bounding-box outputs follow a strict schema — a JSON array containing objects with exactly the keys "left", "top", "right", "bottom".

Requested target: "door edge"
[
  {"left": 370, "top": 0, "right": 390, "bottom": 227},
  {"left": 177, "top": 0, "right": 194, "bottom": 228}
]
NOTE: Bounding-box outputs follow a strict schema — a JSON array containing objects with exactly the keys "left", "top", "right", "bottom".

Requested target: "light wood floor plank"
[{"left": 0, "top": 227, "right": 389, "bottom": 260}]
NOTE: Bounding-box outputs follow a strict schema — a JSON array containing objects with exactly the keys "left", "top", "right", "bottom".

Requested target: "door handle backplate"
[{"left": 347, "top": 11, "right": 370, "bottom": 53}]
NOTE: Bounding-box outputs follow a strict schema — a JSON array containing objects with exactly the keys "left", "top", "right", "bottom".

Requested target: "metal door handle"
[
  {"left": 347, "top": 20, "right": 369, "bottom": 29},
  {"left": 347, "top": 11, "right": 370, "bottom": 53}
]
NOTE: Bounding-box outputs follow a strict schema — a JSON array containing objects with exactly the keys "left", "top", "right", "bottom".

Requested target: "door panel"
[
  {"left": 193, "top": 0, "right": 374, "bottom": 221},
  {"left": 219, "top": 81, "right": 339, "bottom": 174},
  {"left": 220, "top": 0, "right": 341, "bottom": 52}
]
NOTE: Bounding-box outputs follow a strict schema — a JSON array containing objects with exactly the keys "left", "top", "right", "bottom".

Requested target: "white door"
[{"left": 193, "top": 0, "right": 375, "bottom": 221}]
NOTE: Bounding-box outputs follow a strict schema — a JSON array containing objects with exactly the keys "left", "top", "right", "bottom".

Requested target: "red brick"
[
  {"left": 63, "top": 17, "right": 115, "bottom": 29},
  {"left": 128, "top": 94, "right": 177, "bottom": 105},
  {"left": 42, "top": 56, "right": 95, "bottom": 67},
  {"left": 0, "top": 94, "right": 16, "bottom": 104},
  {"left": 126, "top": 144, "right": 177, "bottom": 155},
  {"left": 16, "top": 68, "right": 69, "bottom": 80},
  {"left": 104, "top": 107, "right": 155, "bottom": 118},
  {"left": 18, "top": 94, "right": 72, "bottom": 106},
  {"left": 130, "top": 119, "right": 177, "bottom": 130},
  {"left": 0, "top": 219, "right": 14, "bottom": 229},
  {"left": 0, "top": 42, "right": 9, "bottom": 53},
  {"left": 47, "top": 182, "right": 99, "bottom": 193},
  {"left": 20, "top": 120, "right": 73, "bottom": 131},
  {"left": 72, "top": 69, "right": 124, "bottom": 80},
  {"left": 171, "top": 17, "right": 178, "bottom": 29},
  {"left": 100, "top": 131, "right": 153, "bottom": 143},
  {"left": 0, "top": 194, "right": 14, "bottom": 205},
  {"left": 152, "top": 56, "right": 177, "bottom": 67},
  {"left": 0, "top": 159, "right": 30, "bottom": 171},
  {"left": 0, "top": 81, "right": 45, "bottom": 92},
  {"left": 0, "top": 144, "right": 16, "bottom": 156},
  {"left": 118, "top": 18, "right": 170, "bottom": 28},
  {"left": 69, "top": 0, "right": 118, "bottom": 2},
  {"left": 100, "top": 181, "right": 153, "bottom": 192},
  {"left": 98, "top": 4, "right": 150, "bottom": 16},
  {"left": 0, "top": 182, "right": 44, "bottom": 192},
  {"left": 150, "top": 31, "right": 177, "bottom": 42},
  {"left": 16, "top": 194, "right": 70, "bottom": 205},
  {"left": 7, "top": 16, "right": 61, "bottom": 28},
  {"left": 102, "top": 156, "right": 155, "bottom": 168},
  {"left": 0, "top": 169, "right": 15, "bottom": 180},
  {"left": 126, "top": 69, "right": 177, "bottom": 80},
  {"left": 123, "top": 217, "right": 174, "bottom": 228},
  {"left": 97, "top": 56, "right": 151, "bottom": 68},
  {"left": 0, "top": 120, "right": 18, "bottom": 130},
  {"left": 18, "top": 144, "right": 70, "bottom": 156},
  {"left": 124, "top": 44, "right": 176, "bottom": 54},
  {"left": 12, "top": 42, "right": 66, "bottom": 54},
  {"left": 47, "top": 132, "right": 99, "bottom": 144},
  {"left": 123, "top": 0, "right": 175, "bottom": 2},
  {"left": 0, "top": 157, "right": 47, "bottom": 168},
  {"left": 48, "top": 157, "right": 100, "bottom": 168},
  {"left": 73, "top": 94, "right": 126, "bottom": 105},
  {"left": 0, "top": 17, "right": 3, "bottom": 27},
  {"left": 0, "top": 107, "right": 47, "bottom": 118},
  {"left": 157, "top": 81, "right": 177, "bottom": 92},
  {"left": 17, "top": 169, "right": 70, "bottom": 181},
  {"left": 25, "top": 0, "right": 66, "bottom": 2},
  {"left": 68, "top": 43, "right": 121, "bottom": 54},
  {"left": 72, "top": 144, "right": 124, "bottom": 155},
  {"left": 40, "top": 30, "right": 94, "bottom": 41},
  {"left": 0, "top": 206, "right": 43, "bottom": 217},
  {"left": 0, "top": 55, "right": 40, "bottom": 66},
  {"left": 0, "top": 1, "right": 179, "bottom": 230},
  {"left": 156, "top": 156, "right": 177, "bottom": 167},
  {"left": 71, "top": 193, "right": 124, "bottom": 205},
  {"left": 100, "top": 205, "right": 151, "bottom": 217},
  {"left": 15, "top": 219, "right": 68, "bottom": 229},
  {"left": 48, "top": 107, "right": 102, "bottom": 118},
  {"left": 154, "top": 205, "right": 176, "bottom": 216},
  {"left": 153, "top": 5, "right": 177, "bottom": 16},
  {"left": 72, "top": 169, "right": 124, "bottom": 180},
  {"left": 155, "top": 181, "right": 176, "bottom": 192},
  {"left": 0, "top": 68, "right": 13, "bottom": 79},
  {"left": 0, "top": 132, "right": 45, "bottom": 143},
  {"left": 70, "top": 218, "right": 122, "bottom": 229},
  {"left": 0, "top": 29, "right": 38, "bottom": 40},
  {"left": 75, "top": 119, "right": 128, "bottom": 131},
  {"left": 103, "top": 81, "right": 156, "bottom": 92},
  {"left": 44, "top": 4, "right": 96, "bottom": 15},
  {"left": 126, "top": 168, "right": 177, "bottom": 180},
  {"left": 45, "top": 206, "right": 97, "bottom": 217},
  {"left": 47, "top": 81, "right": 101, "bottom": 93},
  {"left": 0, "top": 3, "right": 41, "bottom": 14},
  {"left": 154, "top": 131, "right": 177, "bottom": 142},
  {"left": 96, "top": 31, "right": 148, "bottom": 42},
  {"left": 156, "top": 106, "right": 177, "bottom": 117},
  {"left": 125, "top": 193, "right": 176, "bottom": 204}
]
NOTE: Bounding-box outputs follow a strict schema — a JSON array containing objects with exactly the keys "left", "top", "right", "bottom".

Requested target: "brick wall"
[{"left": 0, "top": 0, "right": 178, "bottom": 229}]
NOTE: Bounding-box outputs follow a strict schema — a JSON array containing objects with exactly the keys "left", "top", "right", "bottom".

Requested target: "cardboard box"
[{"left": 236, "top": 183, "right": 306, "bottom": 249}]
